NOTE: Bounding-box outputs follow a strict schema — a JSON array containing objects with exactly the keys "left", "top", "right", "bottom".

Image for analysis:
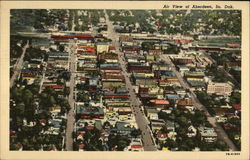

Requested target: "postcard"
[{"left": 0, "top": 1, "right": 249, "bottom": 160}]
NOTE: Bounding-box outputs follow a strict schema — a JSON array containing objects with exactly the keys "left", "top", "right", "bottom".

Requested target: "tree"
[
  {"left": 58, "top": 45, "right": 65, "bottom": 52},
  {"left": 215, "top": 140, "right": 229, "bottom": 151},
  {"left": 164, "top": 138, "right": 178, "bottom": 149},
  {"left": 141, "top": 42, "right": 154, "bottom": 51},
  {"left": 117, "top": 140, "right": 127, "bottom": 151},
  {"left": 230, "top": 92, "right": 241, "bottom": 105},
  {"left": 23, "top": 89, "right": 33, "bottom": 105},
  {"left": 131, "top": 129, "right": 142, "bottom": 138},
  {"left": 63, "top": 87, "right": 70, "bottom": 96}
]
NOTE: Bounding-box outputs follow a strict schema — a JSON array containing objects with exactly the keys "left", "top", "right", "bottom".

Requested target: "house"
[
  {"left": 165, "top": 120, "right": 175, "bottom": 132},
  {"left": 27, "top": 59, "right": 43, "bottom": 69},
  {"left": 176, "top": 98, "right": 194, "bottom": 111},
  {"left": 223, "top": 123, "right": 240, "bottom": 131},
  {"left": 126, "top": 139, "right": 143, "bottom": 151},
  {"left": 232, "top": 104, "right": 241, "bottom": 111},
  {"left": 49, "top": 106, "right": 61, "bottom": 117},
  {"left": 21, "top": 72, "right": 37, "bottom": 84},
  {"left": 42, "top": 83, "right": 65, "bottom": 91},
  {"left": 42, "top": 119, "right": 62, "bottom": 135},
  {"left": 145, "top": 108, "right": 160, "bottom": 119},
  {"left": 198, "top": 127, "right": 217, "bottom": 142},
  {"left": 150, "top": 119, "right": 165, "bottom": 131},
  {"left": 156, "top": 132, "right": 168, "bottom": 141},
  {"left": 186, "top": 125, "right": 197, "bottom": 137},
  {"left": 207, "top": 82, "right": 233, "bottom": 96},
  {"left": 165, "top": 94, "right": 180, "bottom": 103},
  {"left": 175, "top": 88, "right": 187, "bottom": 98},
  {"left": 212, "top": 107, "right": 234, "bottom": 122}
]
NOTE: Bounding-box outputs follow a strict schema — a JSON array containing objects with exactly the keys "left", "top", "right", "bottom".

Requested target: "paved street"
[
  {"left": 38, "top": 67, "right": 46, "bottom": 93},
  {"left": 104, "top": 10, "right": 157, "bottom": 151},
  {"left": 65, "top": 40, "right": 77, "bottom": 151},
  {"left": 10, "top": 41, "right": 29, "bottom": 88},
  {"left": 160, "top": 54, "right": 238, "bottom": 151}
]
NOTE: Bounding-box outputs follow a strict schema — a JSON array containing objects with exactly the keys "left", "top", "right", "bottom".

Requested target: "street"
[
  {"left": 10, "top": 41, "right": 29, "bottom": 88},
  {"left": 104, "top": 10, "right": 157, "bottom": 151},
  {"left": 65, "top": 40, "right": 77, "bottom": 151}
]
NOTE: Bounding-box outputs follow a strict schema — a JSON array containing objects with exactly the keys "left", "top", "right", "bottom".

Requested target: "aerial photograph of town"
[{"left": 9, "top": 9, "right": 241, "bottom": 152}]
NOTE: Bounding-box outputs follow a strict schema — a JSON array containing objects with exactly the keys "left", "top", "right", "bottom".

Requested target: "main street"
[
  {"left": 104, "top": 10, "right": 157, "bottom": 151},
  {"left": 160, "top": 54, "right": 238, "bottom": 151},
  {"left": 10, "top": 41, "right": 29, "bottom": 88},
  {"left": 65, "top": 39, "right": 77, "bottom": 151}
]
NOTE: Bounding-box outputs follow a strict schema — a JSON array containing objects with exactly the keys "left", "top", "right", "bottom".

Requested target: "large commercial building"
[{"left": 207, "top": 82, "right": 233, "bottom": 96}]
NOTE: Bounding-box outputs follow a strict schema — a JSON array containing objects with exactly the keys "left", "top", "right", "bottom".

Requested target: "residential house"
[
  {"left": 176, "top": 98, "right": 194, "bottom": 111},
  {"left": 198, "top": 127, "right": 217, "bottom": 142},
  {"left": 186, "top": 125, "right": 197, "bottom": 137}
]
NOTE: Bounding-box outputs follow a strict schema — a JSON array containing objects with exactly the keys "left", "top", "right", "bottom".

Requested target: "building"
[
  {"left": 96, "top": 42, "right": 109, "bottom": 54},
  {"left": 148, "top": 49, "right": 163, "bottom": 55},
  {"left": 119, "top": 35, "right": 133, "bottom": 42},
  {"left": 207, "top": 82, "right": 233, "bottom": 96},
  {"left": 99, "top": 53, "right": 118, "bottom": 63},
  {"left": 128, "top": 63, "right": 151, "bottom": 72},
  {"left": 198, "top": 127, "right": 217, "bottom": 142},
  {"left": 76, "top": 105, "right": 104, "bottom": 119},
  {"left": 173, "top": 57, "right": 193, "bottom": 65},
  {"left": 150, "top": 119, "right": 165, "bottom": 131}
]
